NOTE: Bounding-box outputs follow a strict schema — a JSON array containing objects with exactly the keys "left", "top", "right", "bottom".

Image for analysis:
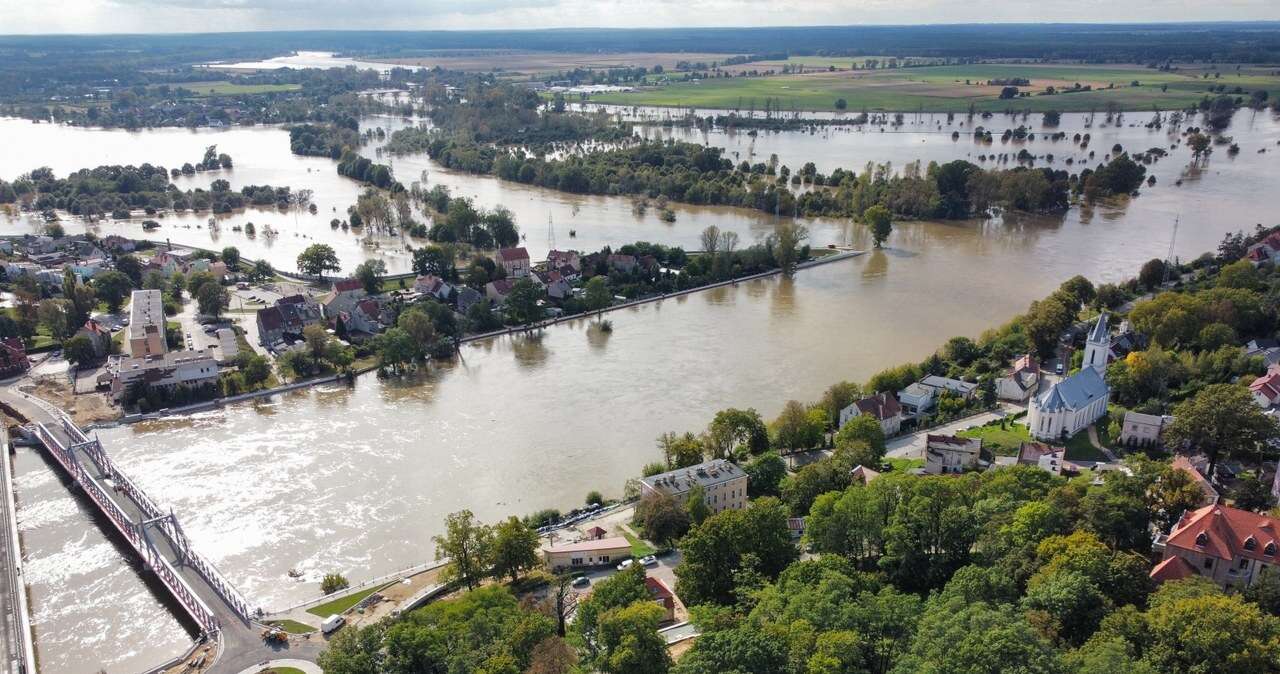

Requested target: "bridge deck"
[{"left": 3, "top": 388, "right": 324, "bottom": 673}]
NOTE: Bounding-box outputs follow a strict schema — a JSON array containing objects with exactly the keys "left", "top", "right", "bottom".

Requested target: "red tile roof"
[
  {"left": 645, "top": 576, "right": 674, "bottom": 601},
  {"left": 333, "top": 278, "right": 363, "bottom": 293},
  {"left": 1171, "top": 455, "right": 1219, "bottom": 505},
  {"left": 1017, "top": 442, "right": 1064, "bottom": 465},
  {"left": 1251, "top": 369, "right": 1280, "bottom": 403},
  {"left": 81, "top": 319, "right": 109, "bottom": 336},
  {"left": 1010, "top": 354, "right": 1039, "bottom": 376},
  {"left": 1149, "top": 555, "right": 1197, "bottom": 583},
  {"left": 498, "top": 247, "right": 529, "bottom": 262},
  {"left": 853, "top": 392, "right": 902, "bottom": 421},
  {"left": 1166, "top": 504, "right": 1280, "bottom": 562}
]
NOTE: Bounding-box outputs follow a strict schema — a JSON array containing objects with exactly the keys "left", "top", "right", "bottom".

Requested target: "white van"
[{"left": 321, "top": 614, "right": 345, "bottom": 634}]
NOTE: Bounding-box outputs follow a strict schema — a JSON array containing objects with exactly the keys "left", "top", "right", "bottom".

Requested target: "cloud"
[{"left": 2, "top": 0, "right": 1279, "bottom": 33}]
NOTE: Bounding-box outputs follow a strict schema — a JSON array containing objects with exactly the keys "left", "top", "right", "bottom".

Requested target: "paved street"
[{"left": 886, "top": 404, "right": 1022, "bottom": 460}]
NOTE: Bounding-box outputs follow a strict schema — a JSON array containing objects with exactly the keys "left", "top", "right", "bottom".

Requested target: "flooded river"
[{"left": 4, "top": 107, "right": 1280, "bottom": 672}]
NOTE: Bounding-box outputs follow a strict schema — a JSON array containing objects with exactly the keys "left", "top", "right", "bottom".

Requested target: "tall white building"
[
  {"left": 1029, "top": 366, "right": 1110, "bottom": 440},
  {"left": 1083, "top": 312, "right": 1110, "bottom": 375}
]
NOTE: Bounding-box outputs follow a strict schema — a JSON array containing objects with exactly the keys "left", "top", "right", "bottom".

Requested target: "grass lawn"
[
  {"left": 264, "top": 619, "right": 315, "bottom": 634},
  {"left": 621, "top": 530, "right": 656, "bottom": 558},
  {"left": 591, "top": 62, "right": 1280, "bottom": 112},
  {"left": 169, "top": 80, "right": 303, "bottom": 96},
  {"left": 886, "top": 457, "right": 924, "bottom": 472},
  {"left": 261, "top": 668, "right": 307, "bottom": 674},
  {"left": 958, "top": 421, "right": 1031, "bottom": 457},
  {"left": 1064, "top": 429, "right": 1108, "bottom": 463},
  {"left": 306, "top": 583, "right": 392, "bottom": 618}
]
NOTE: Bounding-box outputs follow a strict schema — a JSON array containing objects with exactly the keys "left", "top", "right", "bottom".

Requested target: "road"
[{"left": 886, "top": 405, "right": 1022, "bottom": 460}]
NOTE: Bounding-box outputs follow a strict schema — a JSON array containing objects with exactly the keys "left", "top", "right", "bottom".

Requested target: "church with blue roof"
[{"left": 1029, "top": 313, "right": 1112, "bottom": 441}]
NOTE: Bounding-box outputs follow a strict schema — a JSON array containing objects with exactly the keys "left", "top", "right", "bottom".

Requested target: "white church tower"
[{"left": 1083, "top": 312, "right": 1109, "bottom": 375}]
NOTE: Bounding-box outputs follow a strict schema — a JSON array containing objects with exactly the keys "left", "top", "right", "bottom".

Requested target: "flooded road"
[{"left": 3, "top": 107, "right": 1279, "bottom": 671}]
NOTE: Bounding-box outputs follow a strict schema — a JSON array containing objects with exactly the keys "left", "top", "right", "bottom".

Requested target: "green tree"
[
  {"left": 37, "top": 299, "right": 71, "bottom": 340},
  {"left": 220, "top": 246, "right": 241, "bottom": 270},
  {"left": 893, "top": 596, "right": 1064, "bottom": 674},
  {"left": 490, "top": 516, "right": 540, "bottom": 583},
  {"left": 770, "top": 400, "right": 824, "bottom": 452},
  {"left": 195, "top": 281, "right": 227, "bottom": 317},
  {"left": 506, "top": 279, "right": 545, "bottom": 325},
  {"left": 251, "top": 259, "right": 275, "bottom": 282},
  {"left": 835, "top": 414, "right": 887, "bottom": 458},
  {"left": 743, "top": 452, "right": 786, "bottom": 498},
  {"left": 573, "top": 564, "right": 650, "bottom": 662},
  {"left": 584, "top": 276, "right": 611, "bottom": 316},
  {"left": 686, "top": 485, "right": 711, "bottom": 525},
  {"left": 1165, "top": 384, "right": 1280, "bottom": 479},
  {"left": 297, "top": 243, "right": 341, "bottom": 278},
  {"left": 432, "top": 510, "right": 493, "bottom": 590},
  {"left": 707, "top": 407, "right": 769, "bottom": 458},
  {"left": 62, "top": 334, "right": 95, "bottom": 368},
  {"left": 633, "top": 491, "right": 690, "bottom": 545},
  {"left": 92, "top": 271, "right": 133, "bottom": 313},
  {"left": 321, "top": 573, "right": 350, "bottom": 594},
  {"left": 114, "top": 254, "right": 143, "bottom": 286},
  {"left": 864, "top": 203, "right": 894, "bottom": 248},
  {"left": 772, "top": 221, "right": 809, "bottom": 277},
  {"left": 596, "top": 602, "right": 670, "bottom": 674},
  {"left": 675, "top": 497, "right": 796, "bottom": 606},
  {"left": 1138, "top": 258, "right": 1167, "bottom": 290},
  {"left": 354, "top": 259, "right": 387, "bottom": 294}
]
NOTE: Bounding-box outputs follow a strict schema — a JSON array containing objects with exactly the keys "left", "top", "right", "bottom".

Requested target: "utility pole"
[{"left": 1163, "top": 214, "right": 1180, "bottom": 285}]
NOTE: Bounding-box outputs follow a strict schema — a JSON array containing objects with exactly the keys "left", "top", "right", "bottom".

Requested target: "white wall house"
[{"left": 996, "top": 354, "right": 1040, "bottom": 402}]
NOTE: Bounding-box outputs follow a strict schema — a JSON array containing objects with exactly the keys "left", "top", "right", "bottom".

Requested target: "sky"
[{"left": 1, "top": 0, "right": 1279, "bottom": 34}]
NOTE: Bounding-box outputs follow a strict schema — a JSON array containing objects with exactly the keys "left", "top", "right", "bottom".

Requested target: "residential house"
[
  {"left": 1251, "top": 366, "right": 1280, "bottom": 408},
  {"left": 75, "top": 319, "right": 113, "bottom": 358},
  {"left": 1246, "top": 338, "right": 1280, "bottom": 369},
  {"left": 1108, "top": 319, "right": 1144, "bottom": 360},
  {"left": 838, "top": 392, "right": 903, "bottom": 437},
  {"left": 546, "top": 249, "right": 581, "bottom": 274},
  {"left": 1118, "top": 411, "right": 1174, "bottom": 447},
  {"left": 320, "top": 278, "right": 368, "bottom": 321},
  {"left": 638, "top": 459, "right": 748, "bottom": 514},
  {"left": 924, "top": 435, "right": 982, "bottom": 475},
  {"left": 496, "top": 247, "right": 531, "bottom": 278},
  {"left": 532, "top": 270, "right": 572, "bottom": 300},
  {"left": 343, "top": 299, "right": 387, "bottom": 336},
  {"left": 486, "top": 279, "right": 516, "bottom": 304},
  {"left": 607, "top": 254, "right": 638, "bottom": 274},
  {"left": 897, "top": 382, "right": 936, "bottom": 418},
  {"left": 584, "top": 526, "right": 608, "bottom": 541},
  {"left": 1171, "top": 455, "right": 1219, "bottom": 507},
  {"left": 150, "top": 248, "right": 198, "bottom": 274},
  {"left": 1246, "top": 232, "right": 1280, "bottom": 265},
  {"left": 100, "top": 235, "right": 136, "bottom": 253},
  {"left": 851, "top": 465, "right": 882, "bottom": 485},
  {"left": 107, "top": 350, "right": 219, "bottom": 402},
  {"left": 127, "top": 289, "right": 168, "bottom": 358},
  {"left": 1016, "top": 442, "right": 1076, "bottom": 476},
  {"left": 413, "top": 274, "right": 453, "bottom": 301},
  {"left": 256, "top": 295, "right": 323, "bottom": 346},
  {"left": 645, "top": 577, "right": 677, "bottom": 623},
  {"left": 996, "top": 354, "right": 1040, "bottom": 402},
  {"left": 921, "top": 375, "right": 979, "bottom": 399},
  {"left": 542, "top": 537, "right": 631, "bottom": 571},
  {"left": 456, "top": 287, "right": 483, "bottom": 314},
  {"left": 1028, "top": 366, "right": 1110, "bottom": 440},
  {"left": 898, "top": 375, "right": 977, "bottom": 418},
  {"left": 1151, "top": 504, "right": 1280, "bottom": 589},
  {"left": 0, "top": 338, "right": 30, "bottom": 378}
]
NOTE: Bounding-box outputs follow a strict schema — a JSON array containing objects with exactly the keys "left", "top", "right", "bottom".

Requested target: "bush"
[{"left": 321, "top": 573, "right": 349, "bottom": 595}]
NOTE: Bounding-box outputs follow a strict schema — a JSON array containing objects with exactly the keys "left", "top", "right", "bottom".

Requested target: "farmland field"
[
  {"left": 169, "top": 80, "right": 303, "bottom": 96},
  {"left": 589, "top": 62, "right": 1280, "bottom": 112}
]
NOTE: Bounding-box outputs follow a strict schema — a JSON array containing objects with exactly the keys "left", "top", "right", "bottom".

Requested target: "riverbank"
[{"left": 97, "top": 248, "right": 863, "bottom": 425}]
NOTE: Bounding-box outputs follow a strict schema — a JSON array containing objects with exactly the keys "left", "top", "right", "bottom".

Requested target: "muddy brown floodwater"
[{"left": 3, "top": 107, "right": 1279, "bottom": 672}]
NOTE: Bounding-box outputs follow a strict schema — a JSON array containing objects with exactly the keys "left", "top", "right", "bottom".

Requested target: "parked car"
[
  {"left": 617, "top": 559, "right": 634, "bottom": 571},
  {"left": 639, "top": 555, "right": 658, "bottom": 567},
  {"left": 572, "top": 575, "right": 590, "bottom": 588},
  {"left": 1055, "top": 362, "right": 1065, "bottom": 375}
]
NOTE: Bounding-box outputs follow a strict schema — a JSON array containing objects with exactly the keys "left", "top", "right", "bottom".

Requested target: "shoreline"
[{"left": 91, "top": 248, "right": 864, "bottom": 426}]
